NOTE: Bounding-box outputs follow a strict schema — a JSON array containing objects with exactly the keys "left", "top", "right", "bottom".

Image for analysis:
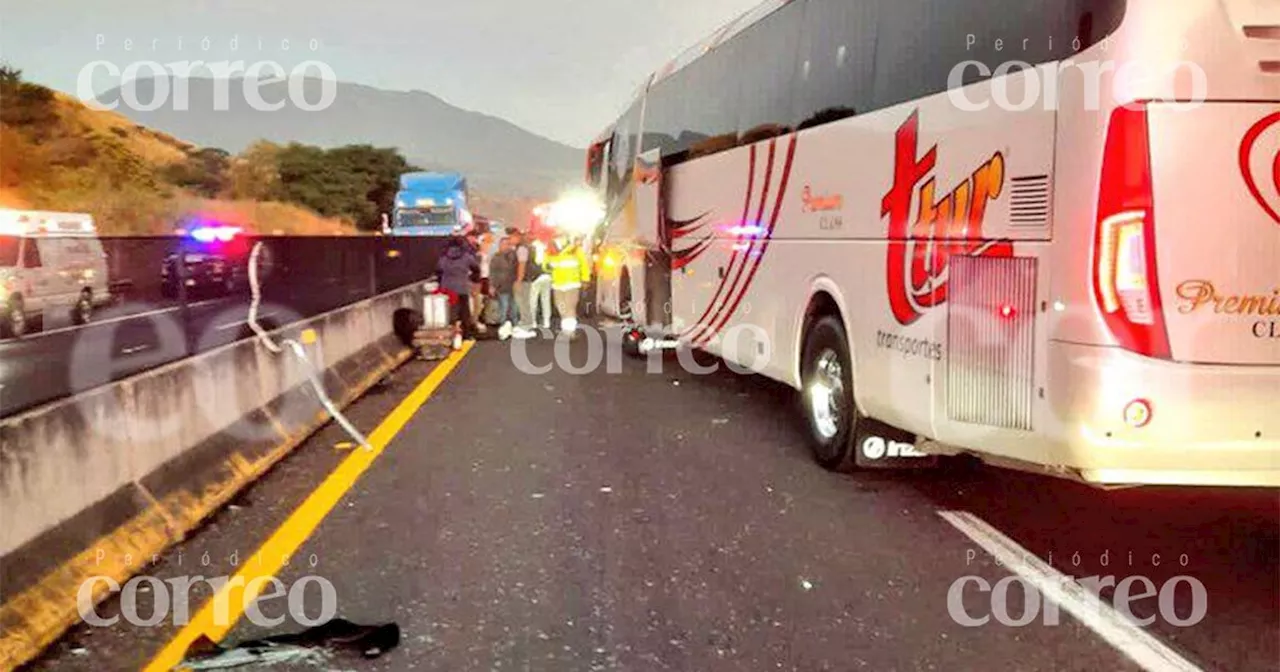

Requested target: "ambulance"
[{"left": 0, "top": 210, "right": 110, "bottom": 338}]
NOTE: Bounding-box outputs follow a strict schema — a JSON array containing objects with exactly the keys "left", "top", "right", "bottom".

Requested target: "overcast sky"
[{"left": 0, "top": 0, "right": 761, "bottom": 148}]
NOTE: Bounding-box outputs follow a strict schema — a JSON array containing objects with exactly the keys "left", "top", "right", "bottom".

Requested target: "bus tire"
[
  {"left": 2, "top": 296, "right": 27, "bottom": 339},
  {"left": 800, "top": 315, "right": 859, "bottom": 472}
]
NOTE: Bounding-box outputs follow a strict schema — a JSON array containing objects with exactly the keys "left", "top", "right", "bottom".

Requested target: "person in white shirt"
[
  {"left": 515, "top": 232, "right": 552, "bottom": 336},
  {"left": 471, "top": 224, "right": 498, "bottom": 334}
]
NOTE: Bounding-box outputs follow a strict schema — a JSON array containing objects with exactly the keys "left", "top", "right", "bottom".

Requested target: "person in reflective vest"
[{"left": 547, "top": 234, "right": 590, "bottom": 335}]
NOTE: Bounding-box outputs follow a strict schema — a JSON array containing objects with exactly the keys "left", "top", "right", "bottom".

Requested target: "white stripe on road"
[
  {"left": 215, "top": 311, "right": 278, "bottom": 332},
  {"left": 32, "top": 307, "right": 178, "bottom": 338},
  {"left": 937, "top": 510, "right": 1204, "bottom": 672},
  {"left": 11, "top": 299, "right": 225, "bottom": 340}
]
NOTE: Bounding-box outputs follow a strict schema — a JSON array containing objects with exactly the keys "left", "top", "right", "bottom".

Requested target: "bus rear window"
[{"left": 0, "top": 236, "right": 19, "bottom": 267}]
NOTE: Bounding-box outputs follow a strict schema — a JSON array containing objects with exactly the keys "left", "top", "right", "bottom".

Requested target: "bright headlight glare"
[{"left": 549, "top": 192, "right": 605, "bottom": 234}]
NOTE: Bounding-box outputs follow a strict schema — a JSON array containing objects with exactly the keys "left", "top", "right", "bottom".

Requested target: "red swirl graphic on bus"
[
  {"left": 880, "top": 111, "right": 1012, "bottom": 325},
  {"left": 1240, "top": 112, "right": 1280, "bottom": 225}
]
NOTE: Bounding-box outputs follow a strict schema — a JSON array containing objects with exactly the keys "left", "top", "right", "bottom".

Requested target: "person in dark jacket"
[
  {"left": 438, "top": 236, "right": 480, "bottom": 348},
  {"left": 488, "top": 235, "right": 519, "bottom": 340}
]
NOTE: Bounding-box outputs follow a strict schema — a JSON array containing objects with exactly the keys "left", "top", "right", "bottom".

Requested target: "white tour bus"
[
  {"left": 587, "top": 0, "right": 1280, "bottom": 487},
  {"left": 0, "top": 210, "right": 110, "bottom": 338}
]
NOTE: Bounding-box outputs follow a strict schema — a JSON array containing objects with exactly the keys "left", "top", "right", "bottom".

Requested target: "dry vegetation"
[
  {"left": 0, "top": 69, "right": 355, "bottom": 235},
  {"left": 1, "top": 68, "right": 549, "bottom": 236}
]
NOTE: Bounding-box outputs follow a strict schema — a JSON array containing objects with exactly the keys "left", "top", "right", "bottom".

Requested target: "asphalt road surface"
[{"left": 29, "top": 331, "right": 1280, "bottom": 671}]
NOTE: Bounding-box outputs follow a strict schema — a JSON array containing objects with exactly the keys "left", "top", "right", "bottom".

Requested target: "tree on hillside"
[
  {"left": 228, "top": 140, "right": 282, "bottom": 201},
  {"left": 164, "top": 147, "right": 230, "bottom": 198},
  {"left": 273, "top": 143, "right": 370, "bottom": 225},
  {"left": 266, "top": 144, "right": 413, "bottom": 231},
  {"left": 0, "top": 65, "right": 58, "bottom": 133},
  {"left": 327, "top": 145, "right": 416, "bottom": 231}
]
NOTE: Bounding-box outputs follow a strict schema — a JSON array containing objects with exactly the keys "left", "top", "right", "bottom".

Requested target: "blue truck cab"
[{"left": 392, "top": 172, "right": 471, "bottom": 236}]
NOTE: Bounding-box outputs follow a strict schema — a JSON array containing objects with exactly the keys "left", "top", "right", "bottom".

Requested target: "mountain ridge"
[{"left": 102, "top": 77, "right": 584, "bottom": 199}]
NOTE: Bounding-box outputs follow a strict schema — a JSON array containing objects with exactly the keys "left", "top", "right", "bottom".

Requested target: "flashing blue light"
[
  {"left": 190, "top": 226, "right": 240, "bottom": 243},
  {"left": 725, "top": 224, "right": 766, "bottom": 237}
]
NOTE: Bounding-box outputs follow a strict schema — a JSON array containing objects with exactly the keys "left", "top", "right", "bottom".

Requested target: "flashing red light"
[{"left": 998, "top": 304, "right": 1017, "bottom": 320}]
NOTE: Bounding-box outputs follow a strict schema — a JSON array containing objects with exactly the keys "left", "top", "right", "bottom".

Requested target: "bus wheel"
[
  {"left": 800, "top": 315, "right": 858, "bottom": 472},
  {"left": 2, "top": 297, "right": 27, "bottom": 339}
]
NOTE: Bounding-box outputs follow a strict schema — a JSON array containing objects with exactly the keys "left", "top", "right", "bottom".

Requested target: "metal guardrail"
[{"left": 0, "top": 235, "right": 449, "bottom": 419}]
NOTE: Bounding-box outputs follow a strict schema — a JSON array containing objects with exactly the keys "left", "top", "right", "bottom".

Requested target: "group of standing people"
[{"left": 437, "top": 222, "right": 590, "bottom": 349}]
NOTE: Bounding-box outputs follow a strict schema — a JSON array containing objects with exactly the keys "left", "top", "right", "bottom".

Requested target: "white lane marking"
[
  {"left": 215, "top": 311, "right": 278, "bottom": 332},
  {"left": 937, "top": 510, "right": 1204, "bottom": 672},
  {"left": 1, "top": 298, "right": 236, "bottom": 344},
  {"left": 30, "top": 306, "right": 181, "bottom": 339}
]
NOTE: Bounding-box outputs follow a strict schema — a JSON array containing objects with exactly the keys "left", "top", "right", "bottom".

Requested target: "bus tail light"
[{"left": 1092, "top": 103, "right": 1171, "bottom": 359}]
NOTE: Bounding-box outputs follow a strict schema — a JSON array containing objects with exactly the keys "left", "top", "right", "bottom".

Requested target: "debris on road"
[
  {"left": 412, "top": 327, "right": 454, "bottom": 361},
  {"left": 180, "top": 643, "right": 330, "bottom": 670},
  {"left": 180, "top": 619, "right": 401, "bottom": 670}
]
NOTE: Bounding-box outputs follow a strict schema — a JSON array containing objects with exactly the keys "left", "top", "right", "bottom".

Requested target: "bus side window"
[
  {"left": 609, "top": 98, "right": 642, "bottom": 201},
  {"left": 22, "top": 239, "right": 41, "bottom": 269},
  {"left": 734, "top": 0, "right": 802, "bottom": 140},
  {"left": 791, "top": 0, "right": 875, "bottom": 131}
]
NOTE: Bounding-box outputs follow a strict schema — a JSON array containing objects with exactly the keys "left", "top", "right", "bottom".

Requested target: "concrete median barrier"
[{"left": 0, "top": 283, "right": 425, "bottom": 669}]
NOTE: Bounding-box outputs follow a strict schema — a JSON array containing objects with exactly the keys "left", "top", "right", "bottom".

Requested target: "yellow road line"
[{"left": 144, "top": 342, "right": 473, "bottom": 671}]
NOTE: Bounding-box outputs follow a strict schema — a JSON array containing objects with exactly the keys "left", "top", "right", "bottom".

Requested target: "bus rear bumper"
[{"left": 1047, "top": 341, "right": 1280, "bottom": 487}]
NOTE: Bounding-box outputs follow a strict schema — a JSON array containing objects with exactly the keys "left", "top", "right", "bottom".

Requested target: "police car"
[{"left": 160, "top": 224, "right": 250, "bottom": 299}]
